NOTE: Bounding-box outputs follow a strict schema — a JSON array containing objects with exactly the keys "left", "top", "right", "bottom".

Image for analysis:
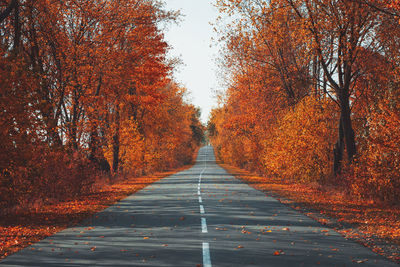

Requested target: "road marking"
[
  {"left": 200, "top": 149, "right": 211, "bottom": 266},
  {"left": 200, "top": 205, "right": 205, "bottom": 214},
  {"left": 201, "top": 218, "right": 208, "bottom": 233},
  {"left": 202, "top": 242, "right": 212, "bottom": 267},
  {"left": 198, "top": 168, "right": 205, "bottom": 196}
]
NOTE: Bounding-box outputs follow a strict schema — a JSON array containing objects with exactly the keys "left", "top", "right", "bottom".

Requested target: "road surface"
[{"left": 1, "top": 146, "right": 397, "bottom": 266}]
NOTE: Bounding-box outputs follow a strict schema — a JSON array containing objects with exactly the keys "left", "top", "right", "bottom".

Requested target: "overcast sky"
[{"left": 163, "top": 0, "right": 219, "bottom": 123}]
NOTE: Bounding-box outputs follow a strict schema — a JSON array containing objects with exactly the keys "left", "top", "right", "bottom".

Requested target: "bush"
[
  {"left": 353, "top": 96, "right": 400, "bottom": 204},
  {"left": 263, "top": 96, "right": 337, "bottom": 183}
]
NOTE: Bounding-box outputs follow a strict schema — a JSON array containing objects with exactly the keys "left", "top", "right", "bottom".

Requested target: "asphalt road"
[{"left": 1, "top": 146, "right": 397, "bottom": 266}]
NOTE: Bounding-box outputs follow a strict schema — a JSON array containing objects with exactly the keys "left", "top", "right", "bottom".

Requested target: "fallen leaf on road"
[
  {"left": 143, "top": 237, "right": 149, "bottom": 239},
  {"left": 282, "top": 227, "right": 290, "bottom": 231},
  {"left": 352, "top": 259, "right": 368, "bottom": 263},
  {"left": 236, "top": 245, "right": 244, "bottom": 249},
  {"left": 90, "top": 246, "right": 96, "bottom": 251},
  {"left": 274, "top": 250, "right": 285, "bottom": 256},
  {"left": 179, "top": 217, "right": 185, "bottom": 221}
]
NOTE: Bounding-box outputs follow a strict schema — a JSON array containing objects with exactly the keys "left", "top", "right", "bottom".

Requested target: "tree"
[
  {"left": 0, "top": 0, "right": 203, "bottom": 208},
  {"left": 211, "top": 0, "right": 400, "bottom": 203}
]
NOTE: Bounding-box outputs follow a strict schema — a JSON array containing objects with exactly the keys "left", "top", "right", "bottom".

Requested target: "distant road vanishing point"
[{"left": 1, "top": 146, "right": 397, "bottom": 266}]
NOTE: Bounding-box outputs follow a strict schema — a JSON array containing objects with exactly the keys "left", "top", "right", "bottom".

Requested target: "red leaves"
[
  {"left": 241, "top": 229, "right": 251, "bottom": 234},
  {"left": 273, "top": 250, "right": 285, "bottom": 256}
]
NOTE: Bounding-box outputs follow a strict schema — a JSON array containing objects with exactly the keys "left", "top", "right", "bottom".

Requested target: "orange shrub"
[
  {"left": 353, "top": 93, "right": 400, "bottom": 204},
  {"left": 263, "top": 96, "right": 337, "bottom": 183}
]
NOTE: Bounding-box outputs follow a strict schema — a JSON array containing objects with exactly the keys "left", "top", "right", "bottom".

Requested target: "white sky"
[{"left": 163, "top": 0, "right": 219, "bottom": 124}]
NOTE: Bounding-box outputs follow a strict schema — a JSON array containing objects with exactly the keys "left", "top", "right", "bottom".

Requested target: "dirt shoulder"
[{"left": 219, "top": 163, "right": 400, "bottom": 264}]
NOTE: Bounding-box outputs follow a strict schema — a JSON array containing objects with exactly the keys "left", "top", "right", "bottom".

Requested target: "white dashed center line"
[
  {"left": 201, "top": 218, "right": 208, "bottom": 233},
  {"left": 203, "top": 242, "right": 212, "bottom": 267},
  {"left": 200, "top": 205, "right": 205, "bottom": 214},
  {"left": 199, "top": 148, "right": 211, "bottom": 267}
]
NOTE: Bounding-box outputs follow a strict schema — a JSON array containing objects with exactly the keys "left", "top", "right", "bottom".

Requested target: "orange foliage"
[
  {"left": 263, "top": 96, "right": 337, "bottom": 183},
  {"left": 211, "top": 0, "right": 400, "bottom": 206},
  {"left": 353, "top": 90, "right": 400, "bottom": 204},
  {"left": 0, "top": 0, "right": 204, "bottom": 211}
]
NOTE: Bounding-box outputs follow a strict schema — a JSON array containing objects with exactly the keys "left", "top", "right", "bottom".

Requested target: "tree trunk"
[
  {"left": 89, "top": 124, "right": 110, "bottom": 173},
  {"left": 88, "top": 77, "right": 110, "bottom": 173},
  {"left": 0, "top": 0, "right": 17, "bottom": 24},
  {"left": 112, "top": 105, "right": 120, "bottom": 174},
  {"left": 333, "top": 93, "right": 357, "bottom": 176},
  {"left": 333, "top": 115, "right": 344, "bottom": 176},
  {"left": 13, "top": 0, "right": 20, "bottom": 53},
  {"left": 340, "top": 96, "right": 356, "bottom": 162}
]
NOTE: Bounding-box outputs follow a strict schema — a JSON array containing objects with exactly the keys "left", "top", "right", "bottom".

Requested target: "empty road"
[{"left": 1, "top": 146, "right": 397, "bottom": 266}]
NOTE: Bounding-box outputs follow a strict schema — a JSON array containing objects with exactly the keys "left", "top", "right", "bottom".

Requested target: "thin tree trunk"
[
  {"left": 112, "top": 105, "right": 120, "bottom": 174},
  {"left": 0, "top": 0, "right": 17, "bottom": 24},
  {"left": 13, "top": 0, "right": 20, "bottom": 54},
  {"left": 333, "top": 115, "right": 344, "bottom": 176},
  {"left": 340, "top": 95, "right": 357, "bottom": 162},
  {"left": 333, "top": 93, "right": 357, "bottom": 176},
  {"left": 88, "top": 77, "right": 110, "bottom": 173}
]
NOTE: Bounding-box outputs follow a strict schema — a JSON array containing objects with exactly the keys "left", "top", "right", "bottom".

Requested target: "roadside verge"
[
  {"left": 218, "top": 162, "right": 400, "bottom": 264},
  {"left": 0, "top": 162, "right": 195, "bottom": 259}
]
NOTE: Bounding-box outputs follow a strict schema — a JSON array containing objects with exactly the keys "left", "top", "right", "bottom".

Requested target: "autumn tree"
[
  {"left": 0, "top": 0, "right": 203, "bottom": 208},
  {"left": 211, "top": 0, "right": 400, "bottom": 203}
]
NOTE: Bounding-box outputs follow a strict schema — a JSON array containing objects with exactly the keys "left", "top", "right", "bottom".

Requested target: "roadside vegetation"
[
  {"left": 209, "top": 0, "right": 400, "bottom": 259},
  {"left": 0, "top": 0, "right": 204, "bottom": 257}
]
